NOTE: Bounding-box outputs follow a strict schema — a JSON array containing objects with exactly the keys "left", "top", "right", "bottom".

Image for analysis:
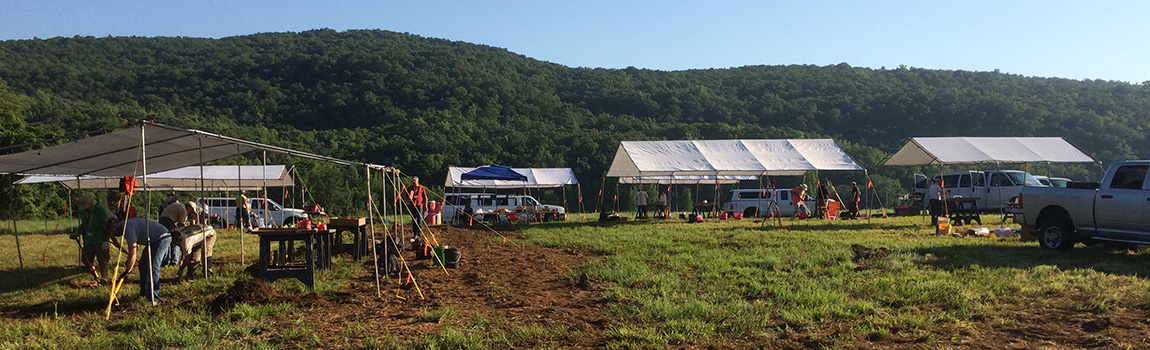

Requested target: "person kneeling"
[{"left": 172, "top": 224, "right": 217, "bottom": 282}]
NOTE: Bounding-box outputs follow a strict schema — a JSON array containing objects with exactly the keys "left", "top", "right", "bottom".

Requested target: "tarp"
[
  {"left": 0, "top": 121, "right": 387, "bottom": 177},
  {"left": 16, "top": 165, "right": 294, "bottom": 191},
  {"left": 459, "top": 165, "right": 529, "bottom": 182},
  {"left": 606, "top": 139, "right": 864, "bottom": 177},
  {"left": 883, "top": 137, "right": 1095, "bottom": 166},
  {"left": 447, "top": 167, "right": 578, "bottom": 188},
  {"left": 617, "top": 175, "right": 756, "bottom": 185}
]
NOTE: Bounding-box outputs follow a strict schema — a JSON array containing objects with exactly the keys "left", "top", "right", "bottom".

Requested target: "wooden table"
[
  {"left": 692, "top": 202, "right": 717, "bottom": 218},
  {"left": 328, "top": 217, "right": 369, "bottom": 260},
  {"left": 252, "top": 229, "right": 330, "bottom": 290},
  {"left": 944, "top": 197, "right": 981, "bottom": 226}
]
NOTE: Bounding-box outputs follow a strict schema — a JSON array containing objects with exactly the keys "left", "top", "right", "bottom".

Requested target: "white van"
[
  {"left": 441, "top": 193, "right": 566, "bottom": 224},
  {"left": 912, "top": 170, "right": 1045, "bottom": 211},
  {"left": 722, "top": 189, "right": 816, "bottom": 217},
  {"left": 196, "top": 197, "right": 308, "bottom": 228}
]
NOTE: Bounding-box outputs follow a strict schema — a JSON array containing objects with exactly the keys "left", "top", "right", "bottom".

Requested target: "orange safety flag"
[{"left": 867, "top": 181, "right": 873, "bottom": 189}]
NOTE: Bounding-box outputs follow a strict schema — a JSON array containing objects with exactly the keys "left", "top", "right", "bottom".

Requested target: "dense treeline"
[{"left": 2, "top": 29, "right": 1148, "bottom": 219}]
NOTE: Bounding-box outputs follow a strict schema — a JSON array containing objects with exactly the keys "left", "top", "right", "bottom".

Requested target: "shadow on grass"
[
  {"left": 756, "top": 219, "right": 924, "bottom": 232},
  {"left": 501, "top": 219, "right": 660, "bottom": 230},
  {"left": 916, "top": 244, "right": 1150, "bottom": 278},
  {"left": 0, "top": 266, "right": 83, "bottom": 293},
  {"left": 0, "top": 294, "right": 115, "bottom": 319}
]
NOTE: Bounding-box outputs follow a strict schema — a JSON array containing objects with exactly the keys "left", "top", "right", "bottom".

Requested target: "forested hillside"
[{"left": 3, "top": 29, "right": 1149, "bottom": 218}]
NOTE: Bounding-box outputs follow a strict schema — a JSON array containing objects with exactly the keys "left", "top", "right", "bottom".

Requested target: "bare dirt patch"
[{"left": 264, "top": 225, "right": 612, "bottom": 348}]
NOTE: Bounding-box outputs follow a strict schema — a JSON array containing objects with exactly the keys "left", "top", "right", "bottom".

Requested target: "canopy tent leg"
[
  {"left": 141, "top": 123, "right": 157, "bottom": 304},
  {"left": 199, "top": 135, "right": 208, "bottom": 279},
  {"left": 237, "top": 145, "right": 244, "bottom": 265},
  {"left": 262, "top": 151, "right": 270, "bottom": 227},
  {"left": 6, "top": 184, "right": 28, "bottom": 287},
  {"left": 366, "top": 166, "right": 381, "bottom": 298},
  {"left": 865, "top": 169, "right": 870, "bottom": 223}
]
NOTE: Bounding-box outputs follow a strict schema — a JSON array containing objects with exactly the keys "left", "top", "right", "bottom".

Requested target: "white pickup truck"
[
  {"left": 441, "top": 193, "right": 566, "bottom": 224},
  {"left": 1019, "top": 161, "right": 1147, "bottom": 250},
  {"left": 722, "top": 189, "right": 815, "bottom": 218}
]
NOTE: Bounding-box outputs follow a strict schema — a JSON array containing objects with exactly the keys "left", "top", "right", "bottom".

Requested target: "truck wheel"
[
  {"left": 1038, "top": 218, "right": 1075, "bottom": 250},
  {"left": 743, "top": 207, "right": 759, "bottom": 218}
]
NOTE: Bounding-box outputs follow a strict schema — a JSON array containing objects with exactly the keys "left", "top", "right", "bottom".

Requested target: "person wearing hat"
[
  {"left": 790, "top": 184, "right": 811, "bottom": 218},
  {"left": 72, "top": 196, "right": 112, "bottom": 283},
  {"left": 848, "top": 182, "right": 862, "bottom": 219},
  {"left": 235, "top": 192, "right": 252, "bottom": 229},
  {"left": 108, "top": 217, "right": 172, "bottom": 305},
  {"left": 158, "top": 194, "right": 188, "bottom": 266},
  {"left": 928, "top": 178, "right": 944, "bottom": 226}
]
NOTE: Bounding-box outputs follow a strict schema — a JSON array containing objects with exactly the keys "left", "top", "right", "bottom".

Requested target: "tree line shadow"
[{"left": 915, "top": 243, "right": 1150, "bottom": 278}]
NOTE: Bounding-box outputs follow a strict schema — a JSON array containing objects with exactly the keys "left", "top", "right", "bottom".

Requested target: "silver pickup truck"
[{"left": 1020, "top": 161, "right": 1148, "bottom": 250}]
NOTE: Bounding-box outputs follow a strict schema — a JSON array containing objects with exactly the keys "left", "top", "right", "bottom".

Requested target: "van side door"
[
  {"left": 983, "top": 172, "right": 1014, "bottom": 210},
  {"left": 1095, "top": 164, "right": 1150, "bottom": 239}
]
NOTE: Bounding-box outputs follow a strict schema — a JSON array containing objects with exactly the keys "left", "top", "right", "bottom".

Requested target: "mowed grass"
[
  {"left": 3, "top": 215, "right": 1150, "bottom": 349},
  {"left": 519, "top": 216, "right": 1150, "bottom": 348}
]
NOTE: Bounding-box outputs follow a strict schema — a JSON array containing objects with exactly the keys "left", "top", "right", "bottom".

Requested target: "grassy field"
[{"left": 3, "top": 215, "right": 1150, "bottom": 349}]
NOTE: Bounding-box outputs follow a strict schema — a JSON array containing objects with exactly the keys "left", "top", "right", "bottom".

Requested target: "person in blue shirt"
[{"left": 108, "top": 217, "right": 172, "bottom": 305}]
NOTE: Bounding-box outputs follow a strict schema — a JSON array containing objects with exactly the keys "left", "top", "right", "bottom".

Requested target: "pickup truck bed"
[{"left": 1020, "top": 161, "right": 1150, "bottom": 250}]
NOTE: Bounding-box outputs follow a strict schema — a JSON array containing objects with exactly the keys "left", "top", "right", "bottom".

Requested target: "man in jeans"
[{"left": 109, "top": 217, "right": 172, "bottom": 305}]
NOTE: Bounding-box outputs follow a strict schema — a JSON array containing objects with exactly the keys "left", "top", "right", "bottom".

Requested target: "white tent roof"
[
  {"left": 17, "top": 165, "right": 294, "bottom": 191},
  {"left": 618, "top": 175, "right": 756, "bottom": 185},
  {"left": 884, "top": 137, "right": 1095, "bottom": 166},
  {"left": 606, "top": 139, "right": 864, "bottom": 177},
  {"left": 446, "top": 167, "right": 578, "bottom": 188},
  {"left": 0, "top": 121, "right": 387, "bottom": 178}
]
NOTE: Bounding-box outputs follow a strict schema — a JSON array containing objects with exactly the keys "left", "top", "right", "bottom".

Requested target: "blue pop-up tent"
[{"left": 460, "top": 165, "right": 528, "bottom": 181}]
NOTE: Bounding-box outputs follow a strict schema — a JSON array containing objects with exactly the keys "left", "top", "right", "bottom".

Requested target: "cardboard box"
[{"left": 329, "top": 217, "right": 366, "bottom": 226}]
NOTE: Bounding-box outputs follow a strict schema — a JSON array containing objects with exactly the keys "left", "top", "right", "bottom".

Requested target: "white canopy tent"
[
  {"left": 883, "top": 136, "right": 1096, "bottom": 224},
  {"left": 618, "top": 175, "right": 756, "bottom": 185},
  {"left": 883, "top": 137, "right": 1095, "bottom": 166},
  {"left": 16, "top": 165, "right": 294, "bottom": 191},
  {"left": 603, "top": 139, "right": 865, "bottom": 221},
  {"left": 606, "top": 139, "right": 864, "bottom": 177},
  {"left": 1, "top": 121, "right": 394, "bottom": 301},
  {"left": 445, "top": 167, "right": 578, "bottom": 188}
]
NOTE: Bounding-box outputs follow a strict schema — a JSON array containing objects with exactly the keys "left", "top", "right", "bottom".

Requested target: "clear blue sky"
[{"left": 3, "top": 1, "right": 1148, "bottom": 83}]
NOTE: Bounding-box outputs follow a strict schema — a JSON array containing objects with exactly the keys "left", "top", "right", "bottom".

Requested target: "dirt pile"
[
  {"left": 211, "top": 278, "right": 284, "bottom": 310},
  {"left": 851, "top": 244, "right": 891, "bottom": 270}
]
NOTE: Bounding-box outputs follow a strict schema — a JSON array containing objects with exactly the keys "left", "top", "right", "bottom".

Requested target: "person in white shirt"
[
  {"left": 635, "top": 188, "right": 649, "bottom": 219},
  {"left": 928, "top": 178, "right": 944, "bottom": 226}
]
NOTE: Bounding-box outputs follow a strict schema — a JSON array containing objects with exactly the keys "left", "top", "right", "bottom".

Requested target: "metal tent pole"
[
  {"left": 263, "top": 151, "right": 269, "bottom": 227},
  {"left": 865, "top": 169, "right": 871, "bottom": 224},
  {"left": 7, "top": 181, "right": 27, "bottom": 287},
  {"left": 141, "top": 124, "right": 156, "bottom": 303},
  {"left": 199, "top": 135, "right": 207, "bottom": 279},
  {"left": 237, "top": 145, "right": 244, "bottom": 265},
  {"left": 366, "top": 166, "right": 381, "bottom": 298}
]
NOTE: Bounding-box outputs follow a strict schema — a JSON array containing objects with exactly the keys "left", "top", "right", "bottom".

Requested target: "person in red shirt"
[
  {"left": 407, "top": 176, "right": 428, "bottom": 236},
  {"left": 790, "top": 184, "right": 810, "bottom": 218}
]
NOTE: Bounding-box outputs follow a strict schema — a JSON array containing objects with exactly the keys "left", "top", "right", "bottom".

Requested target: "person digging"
[{"left": 72, "top": 196, "right": 112, "bottom": 285}]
